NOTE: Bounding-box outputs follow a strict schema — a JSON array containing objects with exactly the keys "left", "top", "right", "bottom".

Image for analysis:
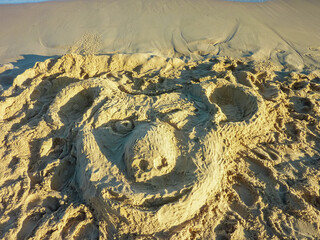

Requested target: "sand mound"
[{"left": 0, "top": 54, "right": 319, "bottom": 239}]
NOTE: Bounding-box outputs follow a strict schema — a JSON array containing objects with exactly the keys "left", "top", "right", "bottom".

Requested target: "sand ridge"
[{"left": 0, "top": 53, "right": 319, "bottom": 239}]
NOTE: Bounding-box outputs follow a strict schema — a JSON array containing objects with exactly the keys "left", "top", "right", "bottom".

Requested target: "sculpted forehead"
[{"left": 92, "top": 91, "right": 209, "bottom": 130}]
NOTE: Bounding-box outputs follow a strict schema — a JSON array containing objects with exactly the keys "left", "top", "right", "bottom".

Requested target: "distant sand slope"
[
  {"left": 0, "top": 54, "right": 319, "bottom": 239},
  {"left": 0, "top": 0, "right": 320, "bottom": 69}
]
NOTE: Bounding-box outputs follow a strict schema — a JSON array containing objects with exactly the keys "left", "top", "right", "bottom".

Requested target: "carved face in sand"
[
  {"left": 46, "top": 76, "right": 264, "bottom": 233},
  {"left": 0, "top": 54, "right": 277, "bottom": 239},
  {"left": 2, "top": 55, "right": 320, "bottom": 239}
]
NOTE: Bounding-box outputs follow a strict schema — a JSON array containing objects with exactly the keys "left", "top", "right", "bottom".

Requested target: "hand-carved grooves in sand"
[
  {"left": 0, "top": 55, "right": 277, "bottom": 238},
  {"left": 46, "top": 80, "right": 106, "bottom": 128},
  {"left": 71, "top": 77, "right": 267, "bottom": 234},
  {"left": 77, "top": 127, "right": 224, "bottom": 234},
  {"left": 71, "top": 78, "right": 238, "bottom": 233},
  {"left": 124, "top": 123, "right": 178, "bottom": 182},
  {"left": 2, "top": 54, "right": 320, "bottom": 239},
  {"left": 57, "top": 89, "right": 95, "bottom": 124}
]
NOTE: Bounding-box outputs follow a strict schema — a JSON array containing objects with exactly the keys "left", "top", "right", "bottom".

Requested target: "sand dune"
[
  {"left": 0, "top": 0, "right": 320, "bottom": 239},
  {"left": 1, "top": 0, "right": 320, "bottom": 67},
  {"left": 2, "top": 0, "right": 320, "bottom": 90}
]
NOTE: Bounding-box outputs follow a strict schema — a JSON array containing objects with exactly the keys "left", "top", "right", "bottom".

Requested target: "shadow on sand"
[{"left": 0, "top": 54, "right": 59, "bottom": 90}]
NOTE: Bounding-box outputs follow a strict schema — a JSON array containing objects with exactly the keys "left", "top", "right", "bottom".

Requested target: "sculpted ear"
[
  {"left": 46, "top": 79, "right": 118, "bottom": 128},
  {"left": 209, "top": 82, "right": 259, "bottom": 123}
]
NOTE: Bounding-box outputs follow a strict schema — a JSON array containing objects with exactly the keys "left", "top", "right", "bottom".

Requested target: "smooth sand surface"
[
  {"left": 0, "top": 0, "right": 320, "bottom": 239},
  {"left": 1, "top": 0, "right": 320, "bottom": 89},
  {"left": 0, "top": 0, "right": 320, "bottom": 67}
]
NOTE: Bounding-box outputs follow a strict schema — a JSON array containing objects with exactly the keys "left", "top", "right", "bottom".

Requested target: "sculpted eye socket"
[{"left": 113, "top": 120, "right": 134, "bottom": 134}]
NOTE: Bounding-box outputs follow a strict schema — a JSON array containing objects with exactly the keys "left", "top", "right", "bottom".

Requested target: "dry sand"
[
  {"left": 0, "top": 0, "right": 320, "bottom": 239},
  {"left": 1, "top": 0, "right": 320, "bottom": 66}
]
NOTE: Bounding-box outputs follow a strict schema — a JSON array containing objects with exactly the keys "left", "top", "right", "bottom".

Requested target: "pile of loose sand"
[{"left": 0, "top": 53, "right": 319, "bottom": 239}]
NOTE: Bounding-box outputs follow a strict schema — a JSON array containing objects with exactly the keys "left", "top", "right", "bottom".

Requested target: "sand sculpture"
[{"left": 0, "top": 54, "right": 319, "bottom": 239}]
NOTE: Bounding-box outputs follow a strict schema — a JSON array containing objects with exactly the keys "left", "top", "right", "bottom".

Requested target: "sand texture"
[
  {"left": 1, "top": 0, "right": 320, "bottom": 69},
  {"left": 0, "top": 53, "right": 319, "bottom": 239}
]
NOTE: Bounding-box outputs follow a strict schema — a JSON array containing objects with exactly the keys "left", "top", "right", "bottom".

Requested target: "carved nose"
[{"left": 124, "top": 123, "right": 178, "bottom": 182}]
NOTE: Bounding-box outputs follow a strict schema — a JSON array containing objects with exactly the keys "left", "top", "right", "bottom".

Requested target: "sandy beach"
[{"left": 0, "top": 0, "right": 320, "bottom": 239}]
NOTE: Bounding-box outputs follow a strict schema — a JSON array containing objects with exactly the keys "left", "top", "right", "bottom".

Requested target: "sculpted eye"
[{"left": 113, "top": 120, "right": 134, "bottom": 134}]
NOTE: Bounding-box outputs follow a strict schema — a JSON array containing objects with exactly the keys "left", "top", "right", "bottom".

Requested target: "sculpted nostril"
[
  {"left": 124, "top": 123, "right": 178, "bottom": 182},
  {"left": 157, "top": 158, "right": 168, "bottom": 170},
  {"left": 139, "top": 160, "right": 149, "bottom": 172}
]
